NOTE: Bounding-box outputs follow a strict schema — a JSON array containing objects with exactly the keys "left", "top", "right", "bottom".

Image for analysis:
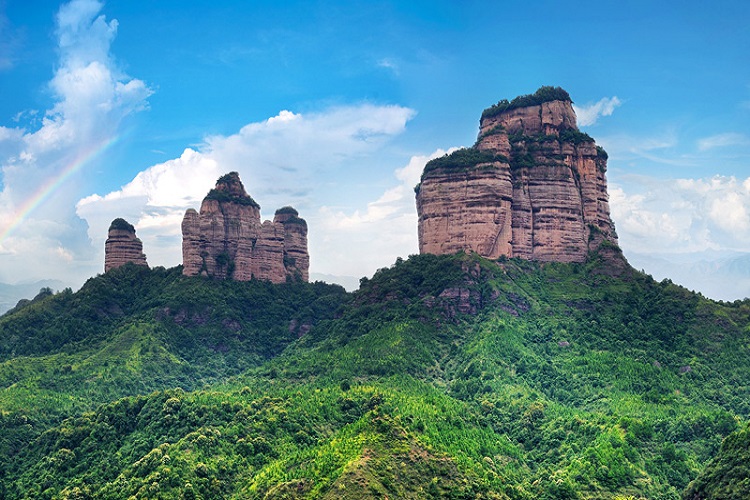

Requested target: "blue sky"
[{"left": 0, "top": 0, "right": 749, "bottom": 299}]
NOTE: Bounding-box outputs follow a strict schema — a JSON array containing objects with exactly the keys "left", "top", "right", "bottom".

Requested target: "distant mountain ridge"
[
  {"left": 627, "top": 251, "right": 750, "bottom": 301},
  {"left": 0, "top": 279, "right": 67, "bottom": 315}
]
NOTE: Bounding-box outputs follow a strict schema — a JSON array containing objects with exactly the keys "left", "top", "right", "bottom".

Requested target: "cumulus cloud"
[
  {"left": 0, "top": 0, "right": 151, "bottom": 284},
  {"left": 76, "top": 148, "right": 220, "bottom": 266},
  {"left": 76, "top": 104, "right": 417, "bottom": 271},
  {"left": 610, "top": 175, "right": 750, "bottom": 256},
  {"left": 573, "top": 96, "right": 622, "bottom": 126},
  {"left": 315, "top": 149, "right": 454, "bottom": 278}
]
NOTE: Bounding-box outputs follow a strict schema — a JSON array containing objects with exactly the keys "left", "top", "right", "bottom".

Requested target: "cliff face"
[
  {"left": 181, "top": 172, "right": 309, "bottom": 283},
  {"left": 104, "top": 218, "right": 148, "bottom": 272},
  {"left": 416, "top": 86, "right": 617, "bottom": 263}
]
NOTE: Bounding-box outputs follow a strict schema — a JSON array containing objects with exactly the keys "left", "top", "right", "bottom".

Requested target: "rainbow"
[{"left": 0, "top": 134, "right": 121, "bottom": 243}]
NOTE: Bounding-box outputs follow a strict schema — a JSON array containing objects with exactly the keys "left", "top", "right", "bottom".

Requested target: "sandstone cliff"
[
  {"left": 181, "top": 172, "right": 309, "bottom": 283},
  {"left": 104, "top": 218, "right": 148, "bottom": 272},
  {"left": 416, "top": 86, "right": 618, "bottom": 263}
]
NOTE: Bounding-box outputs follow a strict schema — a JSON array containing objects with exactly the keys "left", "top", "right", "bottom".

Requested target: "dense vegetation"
[
  {"left": 0, "top": 252, "right": 748, "bottom": 498},
  {"left": 274, "top": 206, "right": 307, "bottom": 227},
  {"left": 481, "top": 86, "right": 572, "bottom": 120},
  {"left": 274, "top": 206, "right": 299, "bottom": 216},
  {"left": 204, "top": 173, "right": 260, "bottom": 208},
  {"left": 683, "top": 424, "right": 750, "bottom": 499},
  {"left": 419, "top": 149, "right": 508, "bottom": 185},
  {"left": 108, "top": 218, "right": 136, "bottom": 232},
  {"left": 0, "top": 264, "right": 347, "bottom": 419},
  {"left": 204, "top": 188, "right": 261, "bottom": 207}
]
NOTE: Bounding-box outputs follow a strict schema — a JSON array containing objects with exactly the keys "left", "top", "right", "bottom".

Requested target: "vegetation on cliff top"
[
  {"left": 419, "top": 148, "right": 508, "bottom": 182},
  {"left": 0, "top": 253, "right": 748, "bottom": 498},
  {"left": 275, "top": 206, "right": 299, "bottom": 216},
  {"left": 205, "top": 172, "right": 261, "bottom": 208},
  {"left": 108, "top": 218, "right": 136, "bottom": 232},
  {"left": 481, "top": 86, "right": 572, "bottom": 120},
  {"left": 204, "top": 188, "right": 261, "bottom": 208},
  {"left": 275, "top": 206, "right": 307, "bottom": 227}
]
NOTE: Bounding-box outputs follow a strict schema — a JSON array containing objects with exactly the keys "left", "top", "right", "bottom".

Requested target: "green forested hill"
[
  {"left": 0, "top": 252, "right": 748, "bottom": 499},
  {"left": 683, "top": 423, "right": 750, "bottom": 499},
  {"left": 0, "top": 264, "right": 348, "bottom": 421}
]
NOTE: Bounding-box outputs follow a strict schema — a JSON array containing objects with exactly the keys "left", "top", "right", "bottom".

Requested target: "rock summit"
[
  {"left": 104, "top": 218, "right": 149, "bottom": 272},
  {"left": 181, "top": 172, "right": 309, "bottom": 283},
  {"left": 416, "top": 86, "right": 618, "bottom": 263}
]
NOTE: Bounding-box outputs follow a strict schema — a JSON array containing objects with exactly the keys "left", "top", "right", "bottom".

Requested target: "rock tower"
[
  {"left": 104, "top": 218, "right": 148, "bottom": 272},
  {"left": 416, "top": 86, "right": 618, "bottom": 263},
  {"left": 181, "top": 172, "right": 309, "bottom": 283}
]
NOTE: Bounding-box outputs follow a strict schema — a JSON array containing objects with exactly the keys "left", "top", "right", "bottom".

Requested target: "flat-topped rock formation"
[
  {"left": 104, "top": 218, "right": 148, "bottom": 272},
  {"left": 181, "top": 172, "right": 309, "bottom": 283},
  {"left": 416, "top": 86, "right": 618, "bottom": 263}
]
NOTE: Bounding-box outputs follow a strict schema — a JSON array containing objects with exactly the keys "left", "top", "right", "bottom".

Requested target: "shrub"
[
  {"left": 421, "top": 148, "right": 506, "bottom": 178},
  {"left": 482, "top": 86, "right": 572, "bottom": 119}
]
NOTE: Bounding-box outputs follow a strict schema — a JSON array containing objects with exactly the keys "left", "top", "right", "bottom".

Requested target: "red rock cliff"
[
  {"left": 416, "top": 86, "right": 617, "bottom": 263},
  {"left": 181, "top": 172, "right": 309, "bottom": 283},
  {"left": 104, "top": 218, "right": 148, "bottom": 272}
]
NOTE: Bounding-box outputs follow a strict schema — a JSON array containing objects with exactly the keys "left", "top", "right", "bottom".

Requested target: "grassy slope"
[{"left": 0, "top": 253, "right": 748, "bottom": 499}]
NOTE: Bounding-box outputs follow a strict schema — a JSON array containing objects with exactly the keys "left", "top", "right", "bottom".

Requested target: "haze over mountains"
[
  {"left": 627, "top": 251, "right": 750, "bottom": 302},
  {"left": 0, "top": 280, "right": 66, "bottom": 315}
]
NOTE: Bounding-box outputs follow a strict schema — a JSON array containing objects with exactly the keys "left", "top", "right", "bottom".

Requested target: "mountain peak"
[
  {"left": 480, "top": 85, "right": 573, "bottom": 120},
  {"left": 479, "top": 86, "right": 578, "bottom": 139},
  {"left": 182, "top": 172, "right": 309, "bottom": 282},
  {"left": 104, "top": 218, "right": 148, "bottom": 272},
  {"left": 205, "top": 171, "right": 260, "bottom": 208},
  {"left": 416, "top": 87, "right": 618, "bottom": 264}
]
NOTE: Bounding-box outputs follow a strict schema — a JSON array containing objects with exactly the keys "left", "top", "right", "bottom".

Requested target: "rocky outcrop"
[
  {"left": 104, "top": 218, "right": 148, "bottom": 272},
  {"left": 274, "top": 207, "right": 310, "bottom": 282},
  {"left": 416, "top": 86, "right": 618, "bottom": 263},
  {"left": 181, "top": 172, "right": 309, "bottom": 283}
]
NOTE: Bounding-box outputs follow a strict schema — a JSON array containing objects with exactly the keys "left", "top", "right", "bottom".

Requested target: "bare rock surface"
[
  {"left": 416, "top": 86, "right": 618, "bottom": 263},
  {"left": 104, "top": 218, "right": 148, "bottom": 272},
  {"left": 181, "top": 172, "right": 309, "bottom": 283}
]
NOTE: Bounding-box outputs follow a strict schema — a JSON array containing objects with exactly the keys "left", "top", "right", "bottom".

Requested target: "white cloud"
[
  {"left": 207, "top": 104, "right": 415, "bottom": 187},
  {"left": 76, "top": 147, "right": 221, "bottom": 268},
  {"left": 573, "top": 96, "right": 622, "bottom": 126},
  {"left": 76, "top": 104, "right": 417, "bottom": 272},
  {"left": 710, "top": 191, "right": 749, "bottom": 232},
  {"left": 697, "top": 132, "right": 749, "bottom": 151},
  {"left": 0, "top": 0, "right": 151, "bottom": 285},
  {"left": 610, "top": 175, "right": 750, "bottom": 256},
  {"left": 314, "top": 149, "right": 452, "bottom": 277}
]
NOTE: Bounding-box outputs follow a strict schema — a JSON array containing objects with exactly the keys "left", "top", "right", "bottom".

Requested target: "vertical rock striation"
[
  {"left": 104, "top": 218, "right": 148, "bottom": 272},
  {"left": 181, "top": 172, "right": 309, "bottom": 283},
  {"left": 274, "top": 207, "right": 310, "bottom": 282},
  {"left": 416, "top": 86, "right": 618, "bottom": 263}
]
